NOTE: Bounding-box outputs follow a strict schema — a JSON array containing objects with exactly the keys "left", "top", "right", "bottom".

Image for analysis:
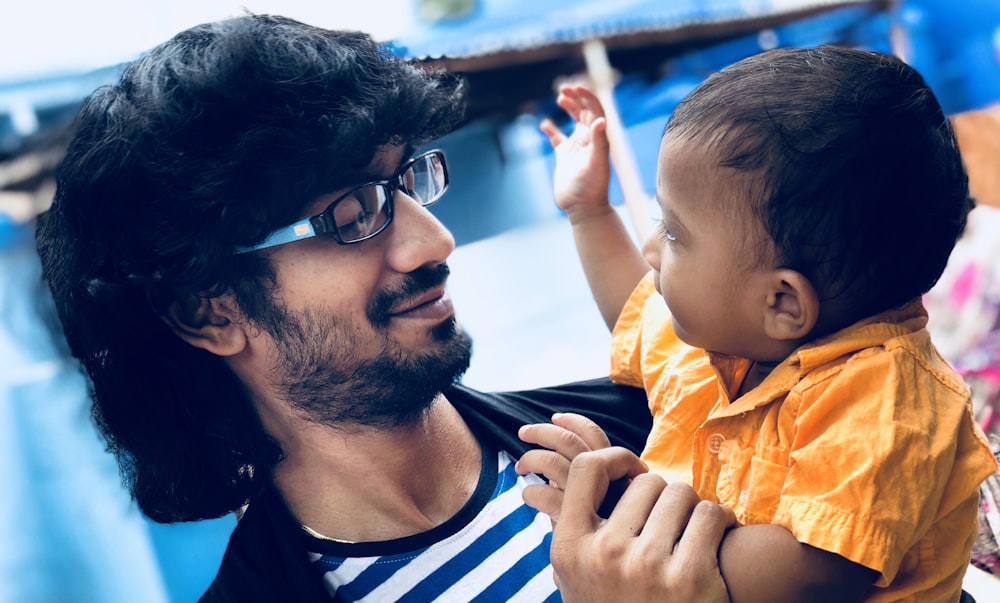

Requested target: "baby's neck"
[{"left": 737, "top": 360, "right": 779, "bottom": 397}]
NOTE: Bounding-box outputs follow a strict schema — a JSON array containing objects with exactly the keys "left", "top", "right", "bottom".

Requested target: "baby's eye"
[{"left": 655, "top": 220, "right": 677, "bottom": 242}]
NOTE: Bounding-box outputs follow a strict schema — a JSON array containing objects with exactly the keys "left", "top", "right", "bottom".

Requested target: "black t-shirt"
[{"left": 200, "top": 377, "right": 651, "bottom": 603}]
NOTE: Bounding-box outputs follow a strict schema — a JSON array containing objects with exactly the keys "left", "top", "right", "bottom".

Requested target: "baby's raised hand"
[{"left": 540, "top": 85, "right": 612, "bottom": 222}]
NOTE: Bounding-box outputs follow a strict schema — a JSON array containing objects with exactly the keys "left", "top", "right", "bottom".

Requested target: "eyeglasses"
[{"left": 237, "top": 149, "right": 449, "bottom": 253}]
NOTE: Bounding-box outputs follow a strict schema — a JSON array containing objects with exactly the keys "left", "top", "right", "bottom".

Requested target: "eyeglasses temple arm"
[{"left": 235, "top": 217, "right": 318, "bottom": 254}]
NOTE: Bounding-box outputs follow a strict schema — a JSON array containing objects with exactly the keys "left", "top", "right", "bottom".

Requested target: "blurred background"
[{"left": 2, "top": 0, "right": 999, "bottom": 601}]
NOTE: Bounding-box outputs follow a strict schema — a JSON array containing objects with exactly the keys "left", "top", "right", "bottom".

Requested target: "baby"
[{"left": 518, "top": 46, "right": 998, "bottom": 602}]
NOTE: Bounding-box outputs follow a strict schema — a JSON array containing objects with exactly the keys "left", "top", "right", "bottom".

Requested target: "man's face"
[{"left": 252, "top": 145, "right": 472, "bottom": 428}]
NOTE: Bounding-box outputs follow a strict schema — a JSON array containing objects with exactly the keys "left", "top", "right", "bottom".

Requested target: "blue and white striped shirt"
[{"left": 306, "top": 449, "right": 560, "bottom": 602}]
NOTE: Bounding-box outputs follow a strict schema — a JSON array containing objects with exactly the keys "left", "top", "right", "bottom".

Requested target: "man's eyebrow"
[
  {"left": 374, "top": 145, "right": 417, "bottom": 179},
  {"left": 401, "top": 144, "right": 416, "bottom": 164},
  {"left": 392, "top": 145, "right": 417, "bottom": 173}
]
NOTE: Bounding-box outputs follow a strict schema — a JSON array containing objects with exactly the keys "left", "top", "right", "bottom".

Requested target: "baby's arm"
[
  {"left": 543, "top": 85, "right": 649, "bottom": 330},
  {"left": 519, "top": 418, "right": 877, "bottom": 602},
  {"left": 718, "top": 523, "right": 877, "bottom": 602}
]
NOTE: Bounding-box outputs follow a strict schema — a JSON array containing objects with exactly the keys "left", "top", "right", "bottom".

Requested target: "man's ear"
[
  {"left": 763, "top": 269, "right": 819, "bottom": 341},
  {"left": 161, "top": 294, "right": 247, "bottom": 357}
]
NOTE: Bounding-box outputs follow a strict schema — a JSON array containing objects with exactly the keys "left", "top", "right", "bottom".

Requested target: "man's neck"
[{"left": 267, "top": 394, "right": 483, "bottom": 542}]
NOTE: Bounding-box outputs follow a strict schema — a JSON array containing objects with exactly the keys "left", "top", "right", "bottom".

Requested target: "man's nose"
[{"left": 384, "top": 192, "right": 456, "bottom": 273}]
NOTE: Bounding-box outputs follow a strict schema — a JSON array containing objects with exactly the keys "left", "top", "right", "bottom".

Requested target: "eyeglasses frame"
[{"left": 236, "top": 149, "right": 448, "bottom": 253}]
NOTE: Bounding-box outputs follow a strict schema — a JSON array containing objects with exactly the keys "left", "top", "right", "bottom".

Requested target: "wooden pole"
[{"left": 581, "top": 38, "right": 652, "bottom": 242}]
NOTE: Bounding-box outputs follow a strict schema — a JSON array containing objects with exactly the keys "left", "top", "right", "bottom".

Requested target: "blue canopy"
[
  {"left": 895, "top": 0, "right": 1000, "bottom": 115},
  {"left": 392, "top": 0, "right": 884, "bottom": 67}
]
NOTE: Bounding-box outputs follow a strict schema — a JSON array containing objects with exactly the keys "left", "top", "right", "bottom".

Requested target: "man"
[{"left": 35, "top": 14, "right": 733, "bottom": 601}]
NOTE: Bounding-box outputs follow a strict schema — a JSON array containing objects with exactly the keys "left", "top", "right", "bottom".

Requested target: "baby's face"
[{"left": 643, "top": 135, "right": 775, "bottom": 358}]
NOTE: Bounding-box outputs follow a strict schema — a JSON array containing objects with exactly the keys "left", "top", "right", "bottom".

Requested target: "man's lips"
[{"left": 388, "top": 286, "right": 454, "bottom": 320}]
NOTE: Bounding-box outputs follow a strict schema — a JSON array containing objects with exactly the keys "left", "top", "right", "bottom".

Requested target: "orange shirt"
[{"left": 611, "top": 274, "right": 998, "bottom": 602}]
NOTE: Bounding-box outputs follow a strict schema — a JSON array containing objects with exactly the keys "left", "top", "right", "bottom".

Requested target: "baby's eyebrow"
[{"left": 663, "top": 207, "right": 689, "bottom": 235}]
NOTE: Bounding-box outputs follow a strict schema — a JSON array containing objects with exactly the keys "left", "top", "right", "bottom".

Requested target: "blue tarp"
[
  {"left": 895, "top": 0, "right": 1000, "bottom": 115},
  {"left": 0, "top": 216, "right": 169, "bottom": 602},
  {"left": 0, "top": 215, "right": 235, "bottom": 602},
  {"left": 393, "top": 0, "right": 999, "bottom": 116},
  {"left": 392, "top": 0, "right": 875, "bottom": 62}
]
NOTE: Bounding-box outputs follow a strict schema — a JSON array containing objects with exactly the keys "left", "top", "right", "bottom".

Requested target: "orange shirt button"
[{"left": 707, "top": 433, "right": 725, "bottom": 454}]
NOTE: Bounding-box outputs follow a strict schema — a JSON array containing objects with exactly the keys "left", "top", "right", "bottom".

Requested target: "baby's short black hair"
[{"left": 666, "top": 45, "right": 971, "bottom": 324}]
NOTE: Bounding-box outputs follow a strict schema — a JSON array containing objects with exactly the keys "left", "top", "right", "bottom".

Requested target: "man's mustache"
[{"left": 367, "top": 263, "right": 451, "bottom": 328}]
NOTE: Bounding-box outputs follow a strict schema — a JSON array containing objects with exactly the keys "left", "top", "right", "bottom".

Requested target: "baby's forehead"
[
  {"left": 657, "top": 133, "right": 773, "bottom": 242},
  {"left": 657, "top": 131, "right": 761, "bottom": 199},
  {"left": 660, "top": 117, "right": 757, "bottom": 157}
]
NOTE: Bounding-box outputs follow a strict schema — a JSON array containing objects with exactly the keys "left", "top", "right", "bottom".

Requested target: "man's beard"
[{"left": 263, "top": 264, "right": 472, "bottom": 429}]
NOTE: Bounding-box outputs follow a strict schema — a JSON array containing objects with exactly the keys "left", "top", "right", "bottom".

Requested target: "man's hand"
[
  {"left": 540, "top": 84, "right": 613, "bottom": 223},
  {"left": 538, "top": 447, "right": 736, "bottom": 603}
]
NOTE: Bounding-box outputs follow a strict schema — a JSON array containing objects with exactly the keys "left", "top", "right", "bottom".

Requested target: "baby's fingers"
[
  {"left": 522, "top": 483, "right": 565, "bottom": 522},
  {"left": 558, "top": 85, "right": 606, "bottom": 122},
  {"left": 540, "top": 118, "right": 566, "bottom": 149},
  {"left": 519, "top": 422, "right": 593, "bottom": 459},
  {"left": 551, "top": 412, "right": 611, "bottom": 451},
  {"left": 516, "top": 448, "right": 571, "bottom": 488},
  {"left": 556, "top": 89, "right": 584, "bottom": 121}
]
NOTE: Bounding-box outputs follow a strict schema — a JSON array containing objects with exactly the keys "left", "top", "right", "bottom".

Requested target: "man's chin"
[
  {"left": 431, "top": 315, "right": 463, "bottom": 342},
  {"left": 426, "top": 322, "right": 472, "bottom": 383},
  {"left": 311, "top": 327, "right": 472, "bottom": 429}
]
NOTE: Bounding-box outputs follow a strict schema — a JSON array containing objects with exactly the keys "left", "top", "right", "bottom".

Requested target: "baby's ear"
[
  {"left": 161, "top": 293, "right": 247, "bottom": 356},
  {"left": 763, "top": 269, "right": 819, "bottom": 341}
]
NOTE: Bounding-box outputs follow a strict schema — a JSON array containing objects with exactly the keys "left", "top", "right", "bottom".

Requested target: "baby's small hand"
[
  {"left": 516, "top": 413, "right": 613, "bottom": 522},
  {"left": 541, "top": 85, "right": 613, "bottom": 223}
]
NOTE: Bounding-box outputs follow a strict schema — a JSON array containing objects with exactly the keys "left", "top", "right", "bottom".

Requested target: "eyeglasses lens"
[
  {"left": 332, "top": 151, "right": 447, "bottom": 243},
  {"left": 407, "top": 153, "right": 447, "bottom": 205},
  {"left": 333, "top": 186, "right": 390, "bottom": 242}
]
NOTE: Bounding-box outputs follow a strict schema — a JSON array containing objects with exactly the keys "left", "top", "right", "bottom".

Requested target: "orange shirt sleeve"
[{"left": 771, "top": 346, "right": 996, "bottom": 591}]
